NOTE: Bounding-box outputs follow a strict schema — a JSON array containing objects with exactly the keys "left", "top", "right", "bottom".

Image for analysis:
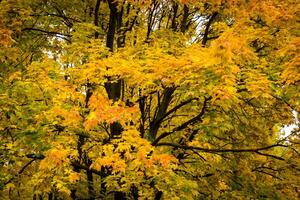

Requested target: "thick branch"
[
  {"left": 180, "top": 5, "right": 189, "bottom": 33},
  {"left": 152, "top": 96, "right": 211, "bottom": 146},
  {"left": 106, "top": 0, "right": 118, "bottom": 51},
  {"left": 160, "top": 97, "right": 199, "bottom": 124},
  {"left": 94, "top": 0, "right": 101, "bottom": 38},
  {"left": 202, "top": 12, "right": 218, "bottom": 46},
  {"left": 149, "top": 87, "right": 176, "bottom": 139},
  {"left": 171, "top": 3, "right": 178, "bottom": 30}
]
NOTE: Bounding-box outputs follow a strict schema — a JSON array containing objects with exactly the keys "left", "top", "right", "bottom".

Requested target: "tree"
[{"left": 0, "top": 0, "right": 299, "bottom": 199}]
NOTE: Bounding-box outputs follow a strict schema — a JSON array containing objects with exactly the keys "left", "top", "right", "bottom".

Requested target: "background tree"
[{"left": 0, "top": 0, "right": 299, "bottom": 199}]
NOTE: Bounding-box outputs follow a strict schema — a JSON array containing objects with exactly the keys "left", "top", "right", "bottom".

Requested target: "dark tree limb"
[
  {"left": 159, "top": 97, "right": 199, "bottom": 125},
  {"left": 22, "top": 27, "right": 71, "bottom": 37},
  {"left": 22, "top": 27, "right": 71, "bottom": 42},
  {"left": 106, "top": 0, "right": 118, "bottom": 51},
  {"left": 202, "top": 12, "right": 218, "bottom": 46},
  {"left": 4, "top": 155, "right": 43, "bottom": 186},
  {"left": 155, "top": 142, "right": 288, "bottom": 160},
  {"left": 152, "top": 96, "right": 211, "bottom": 146},
  {"left": 252, "top": 170, "right": 282, "bottom": 180},
  {"left": 171, "top": 3, "right": 178, "bottom": 30},
  {"left": 149, "top": 87, "right": 176, "bottom": 140},
  {"left": 94, "top": 0, "right": 101, "bottom": 38},
  {"left": 180, "top": 5, "right": 189, "bottom": 33},
  {"left": 146, "top": 0, "right": 159, "bottom": 41}
]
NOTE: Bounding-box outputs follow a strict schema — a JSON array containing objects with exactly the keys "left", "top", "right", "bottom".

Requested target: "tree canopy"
[{"left": 0, "top": 0, "right": 299, "bottom": 199}]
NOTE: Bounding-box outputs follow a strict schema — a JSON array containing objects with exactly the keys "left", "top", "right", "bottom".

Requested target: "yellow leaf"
[{"left": 69, "top": 172, "right": 80, "bottom": 183}]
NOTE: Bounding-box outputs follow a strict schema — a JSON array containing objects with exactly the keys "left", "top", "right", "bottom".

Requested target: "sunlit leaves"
[
  {"left": 85, "top": 94, "right": 138, "bottom": 130},
  {"left": 39, "top": 148, "right": 69, "bottom": 171},
  {"left": 0, "top": 0, "right": 299, "bottom": 199}
]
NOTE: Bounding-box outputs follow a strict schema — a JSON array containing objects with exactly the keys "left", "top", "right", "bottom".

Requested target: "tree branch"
[
  {"left": 22, "top": 27, "right": 71, "bottom": 37},
  {"left": 152, "top": 96, "right": 211, "bottom": 146},
  {"left": 71, "top": 161, "right": 105, "bottom": 177},
  {"left": 4, "top": 155, "right": 42, "bottom": 186},
  {"left": 94, "top": 0, "right": 101, "bottom": 38},
  {"left": 22, "top": 27, "right": 71, "bottom": 42},
  {"left": 155, "top": 142, "right": 287, "bottom": 160},
  {"left": 202, "top": 12, "right": 218, "bottom": 46},
  {"left": 149, "top": 87, "right": 176, "bottom": 139},
  {"left": 159, "top": 97, "right": 199, "bottom": 124}
]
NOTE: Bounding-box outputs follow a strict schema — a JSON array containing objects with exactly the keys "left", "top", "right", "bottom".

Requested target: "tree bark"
[
  {"left": 87, "top": 170, "right": 95, "bottom": 200},
  {"left": 180, "top": 5, "right": 189, "bottom": 33},
  {"left": 104, "top": 1, "right": 126, "bottom": 199},
  {"left": 94, "top": 0, "right": 101, "bottom": 38},
  {"left": 202, "top": 12, "right": 218, "bottom": 46}
]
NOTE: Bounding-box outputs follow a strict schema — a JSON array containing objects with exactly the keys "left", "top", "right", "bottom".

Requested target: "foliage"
[{"left": 0, "top": 0, "right": 299, "bottom": 199}]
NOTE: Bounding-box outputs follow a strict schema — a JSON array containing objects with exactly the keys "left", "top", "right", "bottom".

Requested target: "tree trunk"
[
  {"left": 104, "top": 1, "right": 126, "bottom": 199},
  {"left": 87, "top": 170, "right": 95, "bottom": 200}
]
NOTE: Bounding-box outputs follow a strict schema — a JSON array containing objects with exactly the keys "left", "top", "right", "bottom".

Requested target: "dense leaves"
[{"left": 0, "top": 0, "right": 299, "bottom": 199}]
